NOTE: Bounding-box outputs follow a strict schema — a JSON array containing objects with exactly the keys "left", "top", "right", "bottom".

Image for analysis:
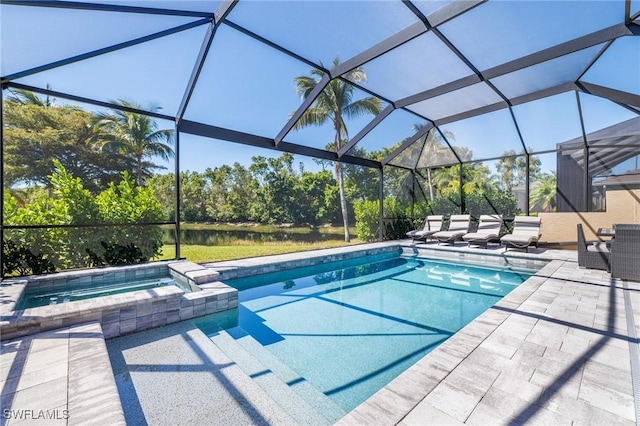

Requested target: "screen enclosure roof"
[{"left": 1, "top": 0, "right": 639, "bottom": 171}]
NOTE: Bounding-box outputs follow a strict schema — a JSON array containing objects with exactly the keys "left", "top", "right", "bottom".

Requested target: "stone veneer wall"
[{"left": 0, "top": 261, "right": 237, "bottom": 341}]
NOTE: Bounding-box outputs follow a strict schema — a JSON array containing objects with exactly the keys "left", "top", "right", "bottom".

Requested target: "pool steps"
[{"left": 207, "top": 327, "right": 346, "bottom": 425}]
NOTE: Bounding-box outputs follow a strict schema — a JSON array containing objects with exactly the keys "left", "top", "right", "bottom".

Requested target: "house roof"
[{"left": 593, "top": 171, "right": 640, "bottom": 186}]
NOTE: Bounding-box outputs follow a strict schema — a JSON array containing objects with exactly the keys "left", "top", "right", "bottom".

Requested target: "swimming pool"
[
  {"left": 15, "top": 272, "right": 183, "bottom": 310},
  {"left": 196, "top": 253, "right": 536, "bottom": 414}
]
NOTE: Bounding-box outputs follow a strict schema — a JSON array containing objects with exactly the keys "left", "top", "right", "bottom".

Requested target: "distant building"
[
  {"left": 555, "top": 116, "right": 640, "bottom": 212},
  {"left": 592, "top": 171, "right": 640, "bottom": 211},
  {"left": 511, "top": 181, "right": 546, "bottom": 213}
]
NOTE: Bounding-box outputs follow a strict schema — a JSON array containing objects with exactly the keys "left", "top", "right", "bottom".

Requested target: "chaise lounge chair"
[
  {"left": 501, "top": 216, "right": 541, "bottom": 252},
  {"left": 462, "top": 214, "right": 503, "bottom": 248},
  {"left": 577, "top": 223, "right": 610, "bottom": 271},
  {"left": 406, "top": 215, "right": 444, "bottom": 243},
  {"left": 433, "top": 214, "right": 471, "bottom": 245}
]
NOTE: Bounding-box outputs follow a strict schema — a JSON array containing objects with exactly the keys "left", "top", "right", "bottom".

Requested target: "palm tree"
[
  {"left": 7, "top": 84, "right": 55, "bottom": 107},
  {"left": 293, "top": 57, "right": 382, "bottom": 242},
  {"left": 93, "top": 100, "right": 174, "bottom": 185},
  {"left": 530, "top": 171, "right": 557, "bottom": 212}
]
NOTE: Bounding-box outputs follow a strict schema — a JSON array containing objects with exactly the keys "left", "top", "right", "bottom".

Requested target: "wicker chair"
[
  {"left": 577, "top": 224, "right": 610, "bottom": 271},
  {"left": 611, "top": 224, "right": 640, "bottom": 282}
]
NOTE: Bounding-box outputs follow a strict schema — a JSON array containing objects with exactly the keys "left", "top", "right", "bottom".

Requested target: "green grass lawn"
[
  {"left": 157, "top": 223, "right": 360, "bottom": 263},
  {"left": 158, "top": 239, "right": 359, "bottom": 264}
]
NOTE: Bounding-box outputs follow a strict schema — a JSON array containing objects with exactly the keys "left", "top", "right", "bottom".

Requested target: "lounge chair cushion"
[
  {"left": 434, "top": 230, "right": 466, "bottom": 240},
  {"left": 462, "top": 214, "right": 502, "bottom": 244},
  {"left": 463, "top": 232, "right": 499, "bottom": 242},
  {"left": 586, "top": 242, "right": 610, "bottom": 253},
  {"left": 500, "top": 234, "right": 537, "bottom": 246},
  {"left": 501, "top": 216, "right": 541, "bottom": 249},
  {"left": 406, "top": 218, "right": 430, "bottom": 238},
  {"left": 433, "top": 215, "right": 470, "bottom": 243},
  {"left": 407, "top": 216, "right": 444, "bottom": 240},
  {"left": 406, "top": 229, "right": 427, "bottom": 238}
]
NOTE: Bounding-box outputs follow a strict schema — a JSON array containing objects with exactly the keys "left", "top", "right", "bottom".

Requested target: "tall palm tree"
[
  {"left": 293, "top": 57, "right": 382, "bottom": 242},
  {"left": 93, "top": 100, "right": 174, "bottom": 185}
]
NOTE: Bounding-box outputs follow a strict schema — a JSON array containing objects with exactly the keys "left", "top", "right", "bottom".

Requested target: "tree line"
[{"left": 3, "top": 87, "right": 554, "bottom": 228}]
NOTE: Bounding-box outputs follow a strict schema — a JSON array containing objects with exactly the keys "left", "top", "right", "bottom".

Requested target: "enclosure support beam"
[
  {"left": 459, "top": 164, "right": 464, "bottom": 214},
  {"left": 410, "top": 170, "right": 415, "bottom": 221},
  {"left": 174, "top": 126, "right": 181, "bottom": 260},
  {"left": 4, "top": 82, "right": 174, "bottom": 121},
  {"left": 577, "top": 82, "right": 640, "bottom": 108},
  {"left": 381, "top": 123, "right": 433, "bottom": 166},
  {"left": 1, "top": 19, "right": 211, "bottom": 83},
  {"left": 338, "top": 104, "right": 394, "bottom": 157},
  {"left": 525, "top": 153, "right": 530, "bottom": 216},
  {"left": 584, "top": 146, "right": 591, "bottom": 212},
  {"left": 0, "top": 87, "right": 4, "bottom": 278},
  {"left": 379, "top": 169, "right": 384, "bottom": 242},
  {"left": 176, "top": 22, "right": 216, "bottom": 123},
  {"left": 180, "top": 120, "right": 382, "bottom": 169},
  {"left": 394, "top": 23, "right": 632, "bottom": 109},
  {"left": 576, "top": 90, "right": 589, "bottom": 212},
  {"left": 275, "top": 74, "right": 330, "bottom": 146},
  {"left": 0, "top": 1, "right": 213, "bottom": 17},
  {"left": 176, "top": 0, "right": 237, "bottom": 123}
]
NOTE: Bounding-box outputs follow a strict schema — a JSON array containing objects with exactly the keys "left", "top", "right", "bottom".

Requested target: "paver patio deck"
[{"left": 0, "top": 322, "right": 124, "bottom": 426}]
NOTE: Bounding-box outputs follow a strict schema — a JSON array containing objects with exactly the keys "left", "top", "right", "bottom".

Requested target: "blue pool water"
[{"left": 196, "top": 253, "right": 536, "bottom": 413}]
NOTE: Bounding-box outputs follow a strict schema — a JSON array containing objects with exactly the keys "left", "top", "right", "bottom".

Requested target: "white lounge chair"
[
  {"left": 406, "top": 215, "right": 444, "bottom": 243},
  {"left": 462, "top": 214, "right": 503, "bottom": 248},
  {"left": 501, "top": 216, "right": 541, "bottom": 252},
  {"left": 433, "top": 214, "right": 471, "bottom": 245}
]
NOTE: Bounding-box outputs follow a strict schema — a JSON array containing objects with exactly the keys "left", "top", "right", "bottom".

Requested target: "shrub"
[
  {"left": 354, "top": 199, "right": 379, "bottom": 242},
  {"left": 383, "top": 198, "right": 412, "bottom": 240},
  {"left": 2, "top": 162, "right": 165, "bottom": 276},
  {"left": 354, "top": 197, "right": 415, "bottom": 242}
]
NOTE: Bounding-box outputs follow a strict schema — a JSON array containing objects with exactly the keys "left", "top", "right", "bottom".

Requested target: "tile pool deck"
[{"left": 0, "top": 241, "right": 638, "bottom": 425}]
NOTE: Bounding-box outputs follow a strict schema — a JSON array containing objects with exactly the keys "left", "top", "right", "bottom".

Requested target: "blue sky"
[{"left": 2, "top": 0, "right": 639, "bottom": 176}]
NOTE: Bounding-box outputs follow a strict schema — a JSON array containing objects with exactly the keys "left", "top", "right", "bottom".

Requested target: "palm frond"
[
  {"left": 344, "top": 66, "right": 367, "bottom": 84},
  {"left": 343, "top": 97, "right": 382, "bottom": 120},
  {"left": 292, "top": 108, "right": 331, "bottom": 130}
]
